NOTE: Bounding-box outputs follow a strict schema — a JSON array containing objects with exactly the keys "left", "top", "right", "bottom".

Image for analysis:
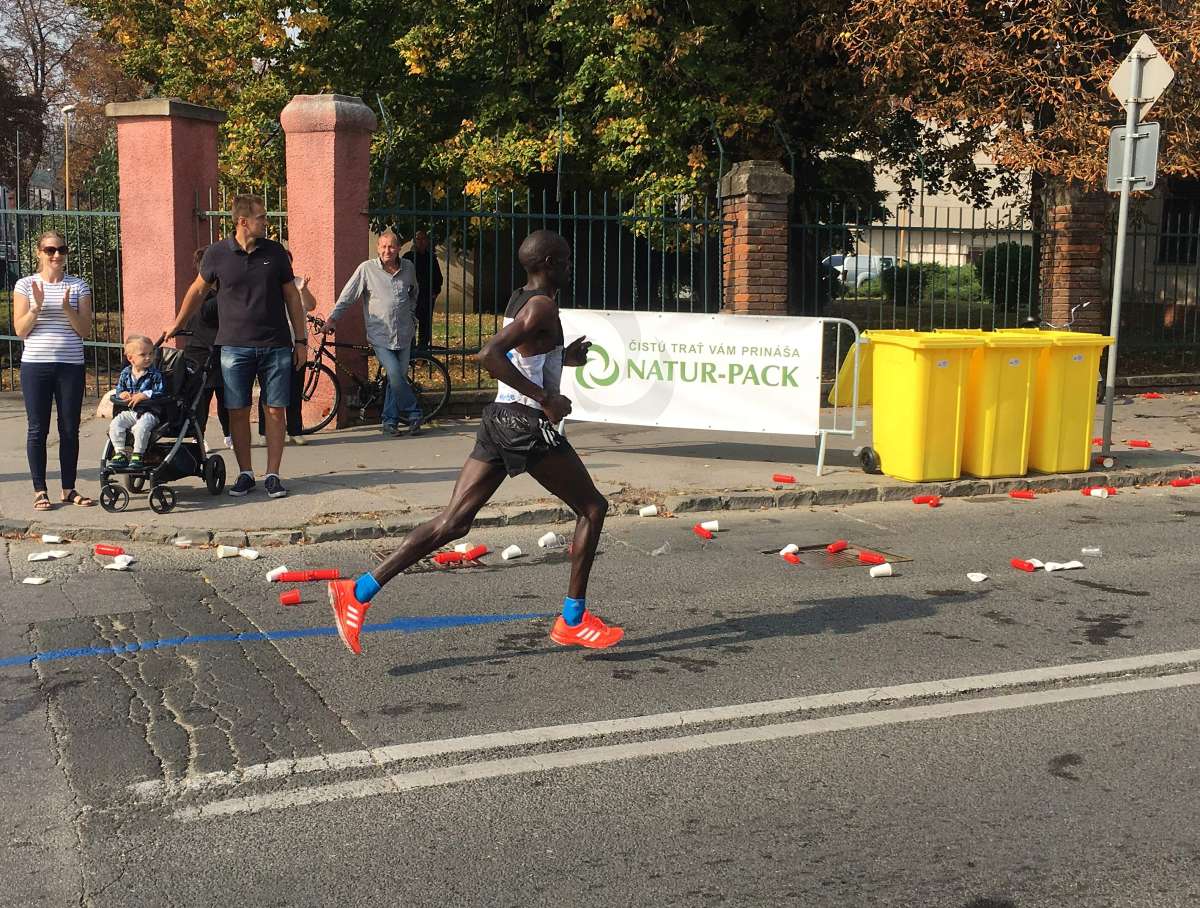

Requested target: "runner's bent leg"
[
  {"left": 372, "top": 456, "right": 507, "bottom": 587},
  {"left": 526, "top": 444, "right": 608, "bottom": 601}
]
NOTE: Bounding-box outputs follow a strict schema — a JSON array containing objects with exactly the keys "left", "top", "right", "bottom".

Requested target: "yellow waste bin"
[
  {"left": 866, "top": 330, "right": 984, "bottom": 482},
  {"left": 998, "top": 330, "right": 1113, "bottom": 473},
  {"left": 937, "top": 329, "right": 1052, "bottom": 478}
]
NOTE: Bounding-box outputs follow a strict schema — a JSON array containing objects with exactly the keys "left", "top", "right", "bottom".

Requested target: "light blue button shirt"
[{"left": 329, "top": 257, "right": 418, "bottom": 350}]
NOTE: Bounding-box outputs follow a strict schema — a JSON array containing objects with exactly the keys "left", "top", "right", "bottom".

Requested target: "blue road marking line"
[{"left": 0, "top": 612, "right": 553, "bottom": 670}]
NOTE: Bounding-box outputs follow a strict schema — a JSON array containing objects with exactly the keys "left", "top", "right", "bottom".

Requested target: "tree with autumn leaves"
[{"left": 56, "top": 0, "right": 1200, "bottom": 206}]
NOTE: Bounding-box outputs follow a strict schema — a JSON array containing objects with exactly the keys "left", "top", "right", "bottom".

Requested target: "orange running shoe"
[
  {"left": 549, "top": 610, "right": 624, "bottom": 649},
  {"left": 328, "top": 579, "right": 369, "bottom": 655}
]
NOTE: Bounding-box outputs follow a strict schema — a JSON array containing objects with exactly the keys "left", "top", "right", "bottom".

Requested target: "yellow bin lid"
[
  {"left": 866, "top": 329, "right": 985, "bottom": 350},
  {"left": 936, "top": 328, "right": 1052, "bottom": 349}
]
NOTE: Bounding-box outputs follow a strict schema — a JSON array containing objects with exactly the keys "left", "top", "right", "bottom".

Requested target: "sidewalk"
[{"left": 1, "top": 390, "right": 1197, "bottom": 547}]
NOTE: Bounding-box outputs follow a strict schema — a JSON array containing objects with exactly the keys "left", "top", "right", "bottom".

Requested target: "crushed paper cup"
[
  {"left": 699, "top": 520, "right": 719, "bottom": 532},
  {"left": 238, "top": 548, "right": 260, "bottom": 560},
  {"left": 1010, "top": 558, "right": 1037, "bottom": 573},
  {"left": 1087, "top": 488, "right": 1110, "bottom": 499},
  {"left": 869, "top": 563, "right": 894, "bottom": 578},
  {"left": 927, "top": 496, "right": 942, "bottom": 508},
  {"left": 103, "top": 554, "right": 135, "bottom": 571},
  {"left": 692, "top": 524, "right": 714, "bottom": 540},
  {"left": 41, "top": 534, "right": 63, "bottom": 544},
  {"left": 266, "top": 565, "right": 290, "bottom": 582},
  {"left": 638, "top": 505, "right": 658, "bottom": 517},
  {"left": 453, "top": 542, "right": 472, "bottom": 554},
  {"left": 215, "top": 545, "right": 240, "bottom": 558},
  {"left": 1027, "top": 558, "right": 1045, "bottom": 569},
  {"left": 1044, "top": 561, "right": 1084, "bottom": 573},
  {"left": 173, "top": 538, "right": 193, "bottom": 548},
  {"left": 779, "top": 543, "right": 799, "bottom": 556},
  {"left": 538, "top": 531, "right": 566, "bottom": 548},
  {"left": 28, "top": 550, "right": 69, "bottom": 562},
  {"left": 22, "top": 577, "right": 49, "bottom": 585},
  {"left": 1081, "top": 546, "right": 1102, "bottom": 557},
  {"left": 967, "top": 572, "right": 989, "bottom": 583},
  {"left": 501, "top": 545, "right": 523, "bottom": 561},
  {"left": 1142, "top": 392, "right": 1164, "bottom": 399}
]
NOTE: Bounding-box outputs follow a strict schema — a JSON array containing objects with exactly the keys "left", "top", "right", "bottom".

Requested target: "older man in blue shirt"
[{"left": 325, "top": 229, "right": 423, "bottom": 435}]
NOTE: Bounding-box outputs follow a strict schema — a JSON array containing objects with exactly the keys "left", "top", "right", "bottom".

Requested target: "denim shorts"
[{"left": 221, "top": 345, "right": 293, "bottom": 409}]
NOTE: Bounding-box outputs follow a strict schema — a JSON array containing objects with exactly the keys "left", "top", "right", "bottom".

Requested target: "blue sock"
[
  {"left": 562, "top": 596, "right": 585, "bottom": 626},
  {"left": 354, "top": 572, "right": 382, "bottom": 603}
]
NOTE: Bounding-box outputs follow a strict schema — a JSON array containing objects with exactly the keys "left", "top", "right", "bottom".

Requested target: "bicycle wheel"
[
  {"left": 299, "top": 361, "right": 340, "bottom": 434},
  {"left": 408, "top": 353, "right": 451, "bottom": 422}
]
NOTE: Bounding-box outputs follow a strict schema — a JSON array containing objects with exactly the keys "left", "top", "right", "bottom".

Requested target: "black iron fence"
[
  {"left": 368, "top": 187, "right": 727, "bottom": 389},
  {"left": 0, "top": 204, "right": 124, "bottom": 393}
]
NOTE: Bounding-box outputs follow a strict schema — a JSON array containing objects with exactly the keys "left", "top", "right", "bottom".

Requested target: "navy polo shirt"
[{"left": 200, "top": 236, "right": 295, "bottom": 348}]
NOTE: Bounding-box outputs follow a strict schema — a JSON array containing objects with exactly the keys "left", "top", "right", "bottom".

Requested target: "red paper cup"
[
  {"left": 927, "top": 496, "right": 942, "bottom": 508},
  {"left": 912, "top": 495, "right": 934, "bottom": 504},
  {"left": 692, "top": 525, "right": 714, "bottom": 540},
  {"left": 1092, "top": 437, "right": 1104, "bottom": 446},
  {"left": 94, "top": 544, "right": 125, "bottom": 556},
  {"left": 279, "top": 589, "right": 301, "bottom": 606},
  {"left": 465, "top": 545, "right": 489, "bottom": 560},
  {"left": 433, "top": 551, "right": 463, "bottom": 565},
  {"left": 1127, "top": 439, "right": 1152, "bottom": 448},
  {"left": 772, "top": 473, "right": 796, "bottom": 484},
  {"left": 1010, "top": 558, "right": 1036, "bottom": 573},
  {"left": 858, "top": 551, "right": 886, "bottom": 565},
  {"left": 1008, "top": 490, "right": 1036, "bottom": 500},
  {"left": 826, "top": 540, "right": 848, "bottom": 554},
  {"left": 783, "top": 552, "right": 801, "bottom": 565},
  {"left": 310, "top": 569, "right": 340, "bottom": 581},
  {"left": 1171, "top": 478, "right": 1191, "bottom": 488},
  {"left": 1142, "top": 392, "right": 1164, "bottom": 399}
]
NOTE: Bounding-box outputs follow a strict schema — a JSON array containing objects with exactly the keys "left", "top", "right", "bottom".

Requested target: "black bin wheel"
[
  {"left": 203, "top": 455, "right": 226, "bottom": 495},
  {"left": 148, "top": 485, "right": 177, "bottom": 514},
  {"left": 859, "top": 446, "right": 882, "bottom": 475},
  {"left": 99, "top": 483, "right": 130, "bottom": 513}
]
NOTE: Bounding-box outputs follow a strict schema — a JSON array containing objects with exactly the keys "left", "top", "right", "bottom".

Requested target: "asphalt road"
[{"left": 3, "top": 486, "right": 1200, "bottom": 906}]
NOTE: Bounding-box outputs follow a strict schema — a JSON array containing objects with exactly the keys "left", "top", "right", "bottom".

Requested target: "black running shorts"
[{"left": 470, "top": 402, "right": 569, "bottom": 477}]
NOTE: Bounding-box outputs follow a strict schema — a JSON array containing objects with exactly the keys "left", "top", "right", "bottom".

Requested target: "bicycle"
[{"left": 298, "top": 314, "right": 451, "bottom": 435}]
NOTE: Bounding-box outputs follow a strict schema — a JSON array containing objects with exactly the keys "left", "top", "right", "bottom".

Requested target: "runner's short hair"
[{"left": 231, "top": 194, "right": 265, "bottom": 221}]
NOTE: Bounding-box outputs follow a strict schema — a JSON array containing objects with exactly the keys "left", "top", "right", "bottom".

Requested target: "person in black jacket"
[
  {"left": 402, "top": 230, "right": 442, "bottom": 350},
  {"left": 184, "top": 246, "right": 231, "bottom": 446}
]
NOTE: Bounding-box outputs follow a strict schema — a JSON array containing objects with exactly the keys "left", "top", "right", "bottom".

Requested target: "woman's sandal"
[
  {"left": 61, "top": 489, "right": 95, "bottom": 507},
  {"left": 34, "top": 491, "right": 54, "bottom": 511}
]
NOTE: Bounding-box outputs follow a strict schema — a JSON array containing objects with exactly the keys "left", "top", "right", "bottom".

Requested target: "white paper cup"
[
  {"left": 779, "top": 543, "right": 799, "bottom": 556},
  {"left": 41, "top": 534, "right": 63, "bottom": 544},
  {"left": 453, "top": 543, "right": 472, "bottom": 554},
  {"left": 104, "top": 554, "right": 135, "bottom": 571},
  {"left": 173, "top": 538, "right": 192, "bottom": 548},
  {"left": 869, "top": 563, "right": 894, "bottom": 578},
  {"left": 501, "top": 545, "right": 523, "bottom": 561},
  {"left": 1088, "top": 488, "right": 1109, "bottom": 498},
  {"left": 216, "top": 545, "right": 240, "bottom": 558},
  {"left": 238, "top": 548, "right": 261, "bottom": 560},
  {"left": 266, "top": 565, "right": 289, "bottom": 582},
  {"left": 22, "top": 577, "right": 48, "bottom": 585},
  {"left": 967, "top": 572, "right": 989, "bottom": 583},
  {"left": 700, "top": 520, "right": 719, "bottom": 532},
  {"left": 638, "top": 505, "right": 658, "bottom": 517}
]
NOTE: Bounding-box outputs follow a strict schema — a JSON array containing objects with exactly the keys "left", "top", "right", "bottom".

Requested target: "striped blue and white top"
[{"left": 14, "top": 274, "right": 91, "bottom": 365}]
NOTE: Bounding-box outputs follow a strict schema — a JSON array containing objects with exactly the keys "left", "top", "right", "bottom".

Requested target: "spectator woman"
[{"left": 12, "top": 229, "right": 95, "bottom": 510}]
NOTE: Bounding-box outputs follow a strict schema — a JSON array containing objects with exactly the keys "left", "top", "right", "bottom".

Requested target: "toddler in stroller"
[{"left": 99, "top": 333, "right": 228, "bottom": 514}]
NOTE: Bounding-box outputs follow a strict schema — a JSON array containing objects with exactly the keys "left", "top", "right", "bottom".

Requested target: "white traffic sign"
[
  {"left": 1109, "top": 34, "right": 1174, "bottom": 118},
  {"left": 1105, "top": 122, "right": 1160, "bottom": 192}
]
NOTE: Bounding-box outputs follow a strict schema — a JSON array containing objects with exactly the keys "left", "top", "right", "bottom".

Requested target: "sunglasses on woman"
[{"left": 41, "top": 245, "right": 70, "bottom": 255}]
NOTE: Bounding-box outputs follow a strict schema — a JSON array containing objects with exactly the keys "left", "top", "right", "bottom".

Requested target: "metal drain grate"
[{"left": 760, "top": 542, "right": 912, "bottom": 569}]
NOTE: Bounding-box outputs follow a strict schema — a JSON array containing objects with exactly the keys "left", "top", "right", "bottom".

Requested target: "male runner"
[{"left": 327, "top": 230, "right": 622, "bottom": 654}]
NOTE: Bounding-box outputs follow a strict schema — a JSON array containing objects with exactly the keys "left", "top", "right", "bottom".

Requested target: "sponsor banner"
[{"left": 559, "top": 310, "right": 822, "bottom": 435}]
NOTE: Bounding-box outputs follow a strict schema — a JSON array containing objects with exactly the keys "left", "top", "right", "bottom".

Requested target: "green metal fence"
[
  {"left": 0, "top": 205, "right": 124, "bottom": 393},
  {"left": 196, "top": 186, "right": 290, "bottom": 249},
  {"left": 369, "top": 187, "right": 727, "bottom": 389},
  {"left": 789, "top": 200, "right": 1042, "bottom": 332}
]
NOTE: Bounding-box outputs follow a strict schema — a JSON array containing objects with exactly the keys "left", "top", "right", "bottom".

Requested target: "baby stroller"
[{"left": 99, "top": 335, "right": 227, "bottom": 513}]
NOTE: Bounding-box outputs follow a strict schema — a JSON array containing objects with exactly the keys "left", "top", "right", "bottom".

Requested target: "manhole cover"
[{"left": 759, "top": 541, "right": 912, "bottom": 568}]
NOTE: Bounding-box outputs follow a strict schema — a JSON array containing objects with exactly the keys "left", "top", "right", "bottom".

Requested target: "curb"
[{"left": 3, "top": 463, "right": 1198, "bottom": 549}]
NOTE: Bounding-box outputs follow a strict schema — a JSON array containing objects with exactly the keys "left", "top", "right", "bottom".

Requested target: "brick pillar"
[
  {"left": 281, "top": 94, "right": 377, "bottom": 429},
  {"left": 1040, "top": 181, "right": 1111, "bottom": 332},
  {"left": 105, "top": 99, "right": 225, "bottom": 342},
  {"left": 718, "top": 160, "right": 794, "bottom": 314}
]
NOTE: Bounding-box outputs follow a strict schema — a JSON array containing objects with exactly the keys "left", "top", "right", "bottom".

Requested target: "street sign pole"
[{"left": 1102, "top": 53, "right": 1146, "bottom": 456}]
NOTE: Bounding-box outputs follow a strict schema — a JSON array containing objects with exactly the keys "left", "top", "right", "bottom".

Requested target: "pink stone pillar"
[
  {"left": 281, "top": 94, "right": 377, "bottom": 430},
  {"left": 105, "top": 99, "right": 225, "bottom": 342}
]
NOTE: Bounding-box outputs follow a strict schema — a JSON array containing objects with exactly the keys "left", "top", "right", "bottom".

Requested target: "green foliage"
[
  {"left": 975, "top": 243, "right": 1037, "bottom": 313},
  {"left": 880, "top": 262, "right": 944, "bottom": 306}
]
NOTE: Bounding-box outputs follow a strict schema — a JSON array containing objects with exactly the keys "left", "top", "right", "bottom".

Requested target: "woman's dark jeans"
[{"left": 21, "top": 361, "right": 85, "bottom": 492}]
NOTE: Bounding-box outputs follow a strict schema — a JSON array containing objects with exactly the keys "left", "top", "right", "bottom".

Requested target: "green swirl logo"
[{"left": 575, "top": 342, "right": 620, "bottom": 389}]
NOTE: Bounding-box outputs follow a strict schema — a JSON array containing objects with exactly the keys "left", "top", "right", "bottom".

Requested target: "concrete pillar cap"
[
  {"left": 281, "top": 94, "right": 378, "bottom": 134},
  {"left": 105, "top": 98, "right": 226, "bottom": 123},
  {"left": 719, "top": 160, "right": 794, "bottom": 199}
]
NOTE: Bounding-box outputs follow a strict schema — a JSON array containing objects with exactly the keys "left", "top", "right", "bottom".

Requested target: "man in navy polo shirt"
[{"left": 166, "top": 195, "right": 307, "bottom": 498}]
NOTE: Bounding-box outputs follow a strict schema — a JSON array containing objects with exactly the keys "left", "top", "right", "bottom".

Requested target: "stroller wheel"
[
  {"left": 99, "top": 483, "right": 130, "bottom": 513},
  {"left": 148, "top": 485, "right": 177, "bottom": 514},
  {"left": 859, "top": 446, "right": 882, "bottom": 475},
  {"left": 203, "top": 454, "right": 226, "bottom": 495}
]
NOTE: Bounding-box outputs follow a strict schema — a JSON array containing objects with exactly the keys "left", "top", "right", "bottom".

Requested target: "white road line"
[
  {"left": 137, "top": 648, "right": 1200, "bottom": 802},
  {"left": 175, "top": 670, "right": 1200, "bottom": 821}
]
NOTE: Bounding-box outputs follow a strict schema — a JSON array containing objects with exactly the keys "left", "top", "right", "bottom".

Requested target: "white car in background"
[{"left": 822, "top": 254, "right": 898, "bottom": 289}]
